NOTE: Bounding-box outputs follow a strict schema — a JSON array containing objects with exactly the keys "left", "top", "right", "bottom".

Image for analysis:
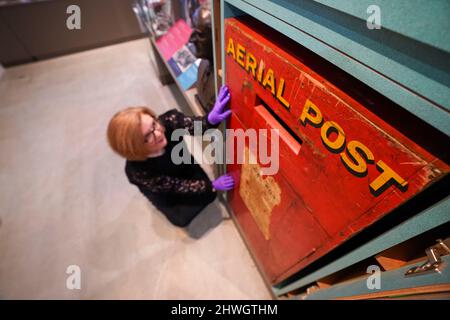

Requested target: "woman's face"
[{"left": 140, "top": 114, "right": 167, "bottom": 155}]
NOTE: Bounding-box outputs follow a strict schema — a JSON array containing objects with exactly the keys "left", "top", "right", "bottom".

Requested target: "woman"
[{"left": 107, "top": 85, "right": 235, "bottom": 228}]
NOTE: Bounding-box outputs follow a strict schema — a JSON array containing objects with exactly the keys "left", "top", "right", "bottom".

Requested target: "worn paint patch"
[{"left": 239, "top": 147, "right": 281, "bottom": 240}]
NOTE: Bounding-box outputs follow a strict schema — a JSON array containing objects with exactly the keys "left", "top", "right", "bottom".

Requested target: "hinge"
[{"left": 405, "top": 237, "right": 450, "bottom": 277}]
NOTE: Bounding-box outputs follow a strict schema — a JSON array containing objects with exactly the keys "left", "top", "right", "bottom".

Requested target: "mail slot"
[{"left": 224, "top": 17, "right": 450, "bottom": 285}]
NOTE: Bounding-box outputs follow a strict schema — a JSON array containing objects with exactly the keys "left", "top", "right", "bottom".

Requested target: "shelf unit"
[
  {"left": 217, "top": 0, "right": 450, "bottom": 299},
  {"left": 149, "top": 37, "right": 206, "bottom": 117},
  {"left": 145, "top": 21, "right": 207, "bottom": 117},
  {"left": 220, "top": 0, "right": 450, "bottom": 136},
  {"left": 143, "top": 4, "right": 221, "bottom": 181}
]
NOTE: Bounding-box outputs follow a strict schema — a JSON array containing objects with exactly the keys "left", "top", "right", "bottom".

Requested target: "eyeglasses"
[{"left": 143, "top": 120, "right": 162, "bottom": 144}]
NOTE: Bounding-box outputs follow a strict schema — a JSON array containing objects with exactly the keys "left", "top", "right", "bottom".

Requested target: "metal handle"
[{"left": 405, "top": 238, "right": 450, "bottom": 277}]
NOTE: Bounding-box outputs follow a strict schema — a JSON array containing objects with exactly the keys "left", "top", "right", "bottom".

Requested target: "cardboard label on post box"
[{"left": 225, "top": 17, "right": 449, "bottom": 284}]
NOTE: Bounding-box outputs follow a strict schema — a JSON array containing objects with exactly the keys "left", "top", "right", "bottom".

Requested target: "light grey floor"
[{"left": 0, "top": 39, "right": 271, "bottom": 299}]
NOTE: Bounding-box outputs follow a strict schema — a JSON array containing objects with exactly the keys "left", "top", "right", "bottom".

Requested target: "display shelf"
[
  {"left": 185, "top": 87, "right": 206, "bottom": 117},
  {"left": 137, "top": 2, "right": 207, "bottom": 118},
  {"left": 149, "top": 36, "right": 205, "bottom": 117}
]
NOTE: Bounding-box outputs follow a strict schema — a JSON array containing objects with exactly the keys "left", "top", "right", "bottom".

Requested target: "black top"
[{"left": 124, "top": 109, "right": 218, "bottom": 227}]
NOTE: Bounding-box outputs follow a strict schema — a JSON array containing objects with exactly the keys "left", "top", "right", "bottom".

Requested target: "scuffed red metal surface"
[{"left": 224, "top": 17, "right": 449, "bottom": 284}]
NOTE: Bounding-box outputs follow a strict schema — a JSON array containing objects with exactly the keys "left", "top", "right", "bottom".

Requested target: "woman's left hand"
[
  {"left": 212, "top": 174, "right": 235, "bottom": 191},
  {"left": 207, "top": 85, "right": 232, "bottom": 125}
]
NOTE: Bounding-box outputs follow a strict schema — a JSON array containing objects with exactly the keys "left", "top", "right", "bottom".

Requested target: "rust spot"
[
  {"left": 241, "top": 79, "right": 253, "bottom": 91},
  {"left": 300, "top": 134, "right": 326, "bottom": 159},
  {"left": 239, "top": 147, "right": 281, "bottom": 240}
]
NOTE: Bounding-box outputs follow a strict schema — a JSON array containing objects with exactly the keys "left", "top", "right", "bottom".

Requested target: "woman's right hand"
[{"left": 212, "top": 174, "right": 235, "bottom": 191}]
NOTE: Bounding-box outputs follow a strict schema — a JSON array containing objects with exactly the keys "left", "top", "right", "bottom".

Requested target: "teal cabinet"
[
  {"left": 216, "top": 0, "right": 450, "bottom": 299},
  {"left": 220, "top": 0, "right": 450, "bottom": 136}
]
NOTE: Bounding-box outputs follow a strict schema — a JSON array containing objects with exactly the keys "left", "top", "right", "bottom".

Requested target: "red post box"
[{"left": 224, "top": 17, "right": 450, "bottom": 285}]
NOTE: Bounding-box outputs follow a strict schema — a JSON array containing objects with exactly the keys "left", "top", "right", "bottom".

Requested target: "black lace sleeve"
[
  {"left": 158, "top": 109, "right": 217, "bottom": 135},
  {"left": 128, "top": 171, "right": 214, "bottom": 195}
]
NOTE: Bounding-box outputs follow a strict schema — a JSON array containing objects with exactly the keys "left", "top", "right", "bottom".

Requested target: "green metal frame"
[
  {"left": 210, "top": 1, "right": 219, "bottom": 98},
  {"left": 274, "top": 196, "right": 450, "bottom": 296},
  {"left": 221, "top": 0, "right": 450, "bottom": 136},
  {"left": 218, "top": 0, "right": 450, "bottom": 298},
  {"left": 313, "top": 0, "right": 450, "bottom": 53},
  {"left": 305, "top": 254, "right": 450, "bottom": 300}
]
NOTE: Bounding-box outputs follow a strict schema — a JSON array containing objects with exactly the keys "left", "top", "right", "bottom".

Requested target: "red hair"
[{"left": 107, "top": 107, "right": 157, "bottom": 160}]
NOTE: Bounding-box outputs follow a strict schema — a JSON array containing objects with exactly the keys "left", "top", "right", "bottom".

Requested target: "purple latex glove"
[
  {"left": 207, "top": 85, "right": 232, "bottom": 125},
  {"left": 212, "top": 174, "right": 235, "bottom": 191}
]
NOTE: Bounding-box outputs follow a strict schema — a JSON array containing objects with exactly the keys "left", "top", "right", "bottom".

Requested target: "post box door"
[{"left": 227, "top": 111, "right": 330, "bottom": 284}]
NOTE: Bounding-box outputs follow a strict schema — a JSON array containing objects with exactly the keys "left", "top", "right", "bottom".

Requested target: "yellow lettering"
[
  {"left": 321, "top": 121, "right": 346, "bottom": 153},
  {"left": 257, "top": 60, "right": 265, "bottom": 83},
  {"left": 340, "top": 140, "right": 374, "bottom": 176},
  {"left": 245, "top": 52, "right": 257, "bottom": 78},
  {"left": 227, "top": 38, "right": 235, "bottom": 60},
  {"left": 300, "top": 99, "right": 323, "bottom": 127},
  {"left": 236, "top": 44, "right": 246, "bottom": 68},
  {"left": 262, "top": 68, "right": 276, "bottom": 95},
  {"left": 276, "top": 78, "right": 290, "bottom": 109},
  {"left": 370, "top": 160, "right": 408, "bottom": 195}
]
